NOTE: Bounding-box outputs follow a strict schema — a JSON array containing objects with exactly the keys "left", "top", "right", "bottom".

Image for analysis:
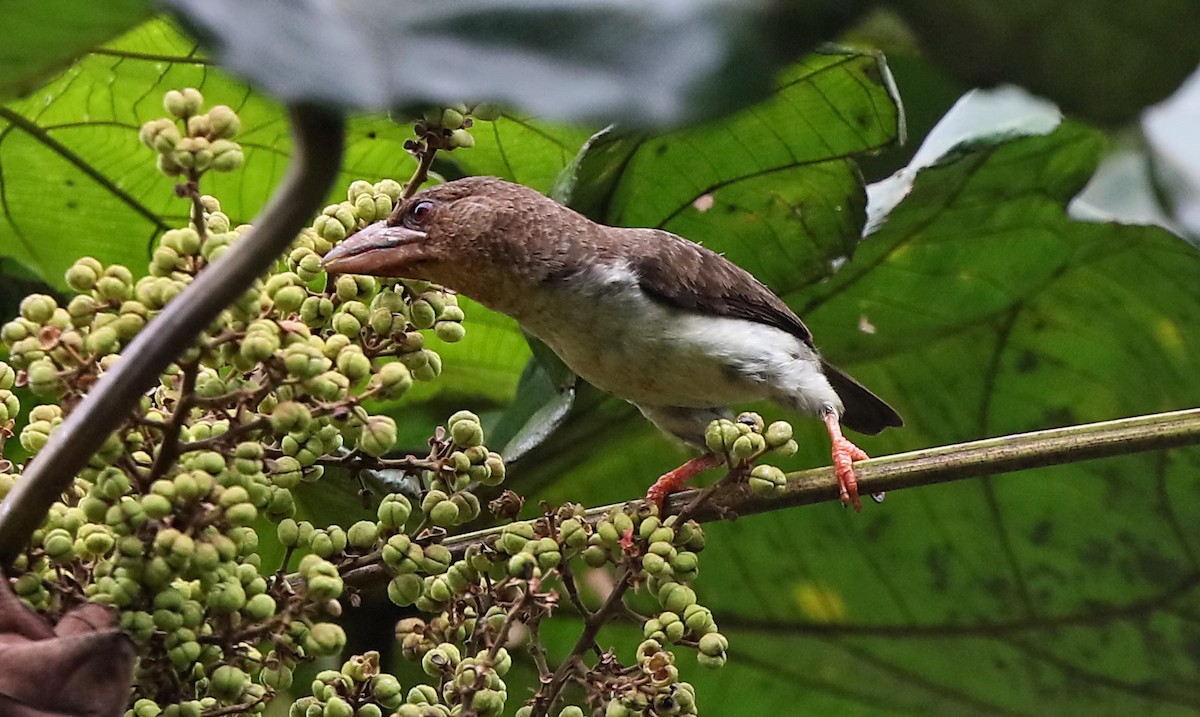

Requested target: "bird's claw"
[
  {"left": 645, "top": 452, "right": 724, "bottom": 513},
  {"left": 823, "top": 410, "right": 870, "bottom": 512}
]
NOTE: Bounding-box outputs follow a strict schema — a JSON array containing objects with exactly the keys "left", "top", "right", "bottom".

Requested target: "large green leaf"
[{"left": 0, "top": 0, "right": 151, "bottom": 102}]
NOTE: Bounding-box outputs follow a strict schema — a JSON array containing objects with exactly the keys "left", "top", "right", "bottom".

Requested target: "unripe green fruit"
[
  {"left": 207, "top": 104, "right": 240, "bottom": 139},
  {"left": 347, "top": 520, "right": 379, "bottom": 549},
  {"left": 658, "top": 582, "right": 697, "bottom": 614},
  {"left": 748, "top": 464, "right": 787, "bottom": 498},
  {"left": 441, "top": 108, "right": 465, "bottom": 128},
  {"left": 450, "top": 418, "right": 484, "bottom": 448},
  {"left": 406, "top": 300, "right": 434, "bottom": 330},
  {"left": 336, "top": 347, "right": 372, "bottom": 382},
  {"left": 306, "top": 622, "right": 347, "bottom": 656},
  {"left": 208, "top": 664, "right": 249, "bottom": 701},
  {"left": 729, "top": 434, "right": 757, "bottom": 463},
  {"left": 429, "top": 500, "right": 460, "bottom": 527},
  {"left": 19, "top": 294, "right": 56, "bottom": 324},
  {"left": 450, "top": 128, "right": 475, "bottom": 149},
  {"left": 378, "top": 494, "right": 412, "bottom": 529},
  {"left": 434, "top": 320, "right": 466, "bottom": 343},
  {"left": 322, "top": 697, "right": 353, "bottom": 717},
  {"left": 764, "top": 420, "right": 793, "bottom": 447},
  {"left": 245, "top": 593, "right": 277, "bottom": 620},
  {"left": 388, "top": 573, "right": 423, "bottom": 607},
  {"left": 507, "top": 552, "right": 536, "bottom": 579},
  {"left": 207, "top": 579, "right": 246, "bottom": 615},
  {"left": 358, "top": 415, "right": 397, "bottom": 457}
]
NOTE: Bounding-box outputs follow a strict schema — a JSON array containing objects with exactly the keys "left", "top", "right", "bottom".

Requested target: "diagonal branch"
[
  {"left": 339, "top": 407, "right": 1200, "bottom": 590},
  {"left": 0, "top": 105, "right": 346, "bottom": 564}
]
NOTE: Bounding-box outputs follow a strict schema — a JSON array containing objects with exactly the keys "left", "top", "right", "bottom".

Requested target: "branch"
[
  {"left": 0, "top": 106, "right": 346, "bottom": 564},
  {"left": 340, "top": 407, "right": 1200, "bottom": 590}
]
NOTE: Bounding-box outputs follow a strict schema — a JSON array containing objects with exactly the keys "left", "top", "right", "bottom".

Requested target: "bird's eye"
[{"left": 407, "top": 200, "right": 434, "bottom": 227}]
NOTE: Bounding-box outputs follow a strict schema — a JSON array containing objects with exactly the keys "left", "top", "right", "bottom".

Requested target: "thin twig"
[{"left": 534, "top": 565, "right": 636, "bottom": 717}]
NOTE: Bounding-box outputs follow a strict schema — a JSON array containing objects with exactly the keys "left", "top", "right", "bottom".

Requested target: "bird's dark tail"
[{"left": 821, "top": 361, "right": 903, "bottom": 435}]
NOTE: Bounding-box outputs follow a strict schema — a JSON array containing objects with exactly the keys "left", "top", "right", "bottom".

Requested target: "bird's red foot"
[
  {"left": 822, "top": 411, "right": 870, "bottom": 511},
  {"left": 646, "top": 453, "right": 724, "bottom": 511}
]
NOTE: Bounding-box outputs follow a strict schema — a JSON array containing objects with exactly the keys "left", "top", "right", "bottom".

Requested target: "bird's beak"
[{"left": 321, "top": 221, "right": 429, "bottom": 275}]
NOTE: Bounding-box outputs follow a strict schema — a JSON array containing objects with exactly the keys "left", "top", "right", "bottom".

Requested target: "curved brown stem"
[{"left": 0, "top": 105, "right": 346, "bottom": 563}]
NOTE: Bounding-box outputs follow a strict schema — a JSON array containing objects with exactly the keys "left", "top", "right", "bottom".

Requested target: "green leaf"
[
  {"left": 160, "top": 0, "right": 864, "bottom": 126},
  {"left": 0, "top": 0, "right": 151, "bottom": 102},
  {"left": 603, "top": 50, "right": 904, "bottom": 292}
]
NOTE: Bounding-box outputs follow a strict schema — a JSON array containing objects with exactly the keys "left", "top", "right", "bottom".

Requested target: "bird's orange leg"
[
  {"left": 822, "top": 410, "right": 871, "bottom": 511},
  {"left": 646, "top": 452, "right": 725, "bottom": 510}
]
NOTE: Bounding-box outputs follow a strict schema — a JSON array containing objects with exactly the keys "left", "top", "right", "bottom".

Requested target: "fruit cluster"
[{"left": 0, "top": 93, "right": 491, "bottom": 713}]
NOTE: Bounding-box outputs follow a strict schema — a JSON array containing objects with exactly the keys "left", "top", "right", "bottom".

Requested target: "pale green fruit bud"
[
  {"left": 306, "top": 622, "right": 347, "bottom": 656},
  {"left": 450, "top": 418, "right": 484, "bottom": 448},
  {"left": 208, "top": 665, "right": 249, "bottom": 701},
  {"left": 449, "top": 128, "right": 475, "bottom": 149},
  {"left": 157, "top": 152, "right": 184, "bottom": 177},
  {"left": 316, "top": 215, "right": 347, "bottom": 243},
  {"left": 409, "top": 299, "right": 436, "bottom": 329},
  {"left": 507, "top": 552, "right": 536, "bottom": 579},
  {"left": 207, "top": 104, "right": 240, "bottom": 139},
  {"left": 245, "top": 593, "right": 277, "bottom": 620},
  {"left": 375, "top": 179, "right": 403, "bottom": 200},
  {"left": 187, "top": 113, "right": 211, "bottom": 138},
  {"left": 434, "top": 320, "right": 466, "bottom": 343},
  {"left": 336, "top": 347, "right": 372, "bottom": 382},
  {"left": 307, "top": 574, "right": 344, "bottom": 601},
  {"left": 347, "top": 180, "right": 374, "bottom": 202},
  {"left": 26, "top": 359, "right": 62, "bottom": 397},
  {"left": 429, "top": 500, "right": 460, "bottom": 527},
  {"left": 354, "top": 193, "right": 379, "bottom": 222},
  {"left": 211, "top": 144, "right": 245, "bottom": 172},
  {"left": 374, "top": 193, "right": 393, "bottom": 219},
  {"left": 347, "top": 414, "right": 393, "bottom": 456},
  {"left": 139, "top": 117, "right": 176, "bottom": 148},
  {"left": 729, "top": 434, "right": 757, "bottom": 463},
  {"left": 698, "top": 631, "right": 728, "bottom": 657},
  {"left": 388, "top": 573, "right": 422, "bottom": 607},
  {"left": 65, "top": 261, "right": 100, "bottom": 292},
  {"left": 764, "top": 420, "right": 793, "bottom": 447},
  {"left": 748, "top": 464, "right": 787, "bottom": 498},
  {"left": 378, "top": 494, "right": 412, "bottom": 529},
  {"left": 347, "top": 520, "right": 379, "bottom": 549},
  {"left": 19, "top": 294, "right": 56, "bottom": 324},
  {"left": 771, "top": 438, "right": 799, "bottom": 457},
  {"left": 642, "top": 552, "right": 670, "bottom": 578},
  {"left": 441, "top": 108, "right": 465, "bottom": 128},
  {"left": 374, "top": 361, "right": 413, "bottom": 399},
  {"left": 206, "top": 580, "right": 247, "bottom": 615},
  {"left": 657, "top": 582, "right": 697, "bottom": 613},
  {"left": 411, "top": 350, "right": 442, "bottom": 381}
]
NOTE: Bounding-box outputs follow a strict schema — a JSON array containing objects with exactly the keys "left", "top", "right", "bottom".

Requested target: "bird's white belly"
[{"left": 512, "top": 266, "right": 830, "bottom": 412}]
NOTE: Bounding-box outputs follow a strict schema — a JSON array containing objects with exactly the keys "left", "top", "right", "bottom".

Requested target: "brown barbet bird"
[{"left": 322, "top": 177, "right": 902, "bottom": 509}]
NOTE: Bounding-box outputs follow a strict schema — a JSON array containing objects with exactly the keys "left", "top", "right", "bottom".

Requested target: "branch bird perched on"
[{"left": 322, "top": 177, "right": 902, "bottom": 509}]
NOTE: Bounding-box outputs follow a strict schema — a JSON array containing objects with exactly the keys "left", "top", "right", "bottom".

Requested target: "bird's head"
[{"left": 321, "top": 176, "right": 502, "bottom": 278}]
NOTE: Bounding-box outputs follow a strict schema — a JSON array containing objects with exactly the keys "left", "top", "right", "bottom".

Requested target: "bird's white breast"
[{"left": 510, "top": 261, "right": 839, "bottom": 415}]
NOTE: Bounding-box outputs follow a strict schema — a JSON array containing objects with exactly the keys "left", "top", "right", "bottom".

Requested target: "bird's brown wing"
[
  {"left": 630, "top": 229, "right": 902, "bottom": 434},
  {"left": 630, "top": 229, "right": 814, "bottom": 346}
]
